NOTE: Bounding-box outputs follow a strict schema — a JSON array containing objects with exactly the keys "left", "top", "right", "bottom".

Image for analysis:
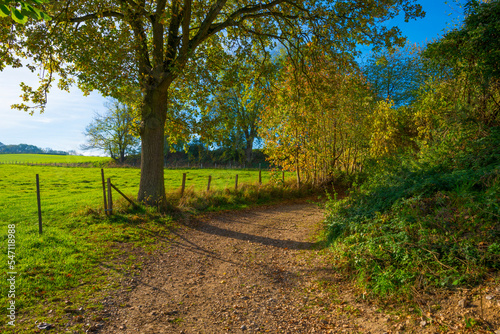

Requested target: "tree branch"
[
  {"left": 130, "top": 15, "right": 152, "bottom": 83},
  {"left": 152, "top": 0, "right": 167, "bottom": 70},
  {"left": 189, "top": 0, "right": 227, "bottom": 49},
  {"left": 179, "top": 0, "right": 192, "bottom": 59},
  {"left": 165, "top": 0, "right": 182, "bottom": 69},
  {"left": 70, "top": 11, "right": 124, "bottom": 23}
]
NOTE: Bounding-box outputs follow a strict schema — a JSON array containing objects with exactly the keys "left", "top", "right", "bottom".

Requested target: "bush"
[{"left": 325, "top": 127, "right": 500, "bottom": 301}]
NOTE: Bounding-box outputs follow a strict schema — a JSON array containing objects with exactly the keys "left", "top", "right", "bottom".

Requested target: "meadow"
[
  {"left": 0, "top": 154, "right": 111, "bottom": 164},
  {"left": 0, "top": 155, "right": 284, "bottom": 332}
]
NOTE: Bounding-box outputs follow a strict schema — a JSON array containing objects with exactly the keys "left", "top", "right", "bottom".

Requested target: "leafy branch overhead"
[
  {"left": 0, "top": 0, "right": 51, "bottom": 24},
  {"left": 4, "top": 0, "right": 424, "bottom": 111}
]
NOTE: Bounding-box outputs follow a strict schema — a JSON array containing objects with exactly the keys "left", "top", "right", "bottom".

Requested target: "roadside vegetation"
[
  {"left": 326, "top": 128, "right": 500, "bottom": 301},
  {"left": 325, "top": 0, "right": 500, "bottom": 304}
]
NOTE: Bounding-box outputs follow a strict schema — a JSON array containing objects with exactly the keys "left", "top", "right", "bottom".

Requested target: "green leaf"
[
  {"left": 22, "top": 3, "right": 41, "bottom": 20},
  {"left": 11, "top": 7, "right": 28, "bottom": 24},
  {"left": 40, "top": 10, "right": 50, "bottom": 21},
  {"left": 0, "top": 4, "right": 9, "bottom": 17}
]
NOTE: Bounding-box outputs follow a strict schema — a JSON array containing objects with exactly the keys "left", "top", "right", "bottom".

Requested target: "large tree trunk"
[{"left": 138, "top": 88, "right": 168, "bottom": 208}]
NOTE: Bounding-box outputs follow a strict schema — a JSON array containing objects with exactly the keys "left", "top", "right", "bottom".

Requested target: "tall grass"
[{"left": 174, "top": 181, "right": 316, "bottom": 212}]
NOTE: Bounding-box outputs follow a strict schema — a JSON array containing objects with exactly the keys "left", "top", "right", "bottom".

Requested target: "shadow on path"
[{"left": 194, "top": 221, "right": 319, "bottom": 250}]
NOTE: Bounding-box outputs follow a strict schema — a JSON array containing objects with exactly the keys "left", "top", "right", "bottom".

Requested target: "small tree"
[
  {"left": 81, "top": 101, "right": 139, "bottom": 162},
  {"left": 198, "top": 55, "right": 277, "bottom": 165}
]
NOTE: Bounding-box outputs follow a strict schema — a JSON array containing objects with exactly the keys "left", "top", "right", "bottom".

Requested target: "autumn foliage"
[{"left": 261, "top": 52, "right": 374, "bottom": 186}]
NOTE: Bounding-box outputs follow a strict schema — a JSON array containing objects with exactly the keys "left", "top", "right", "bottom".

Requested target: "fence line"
[
  {"left": 0, "top": 160, "right": 272, "bottom": 170},
  {"left": 24, "top": 168, "right": 295, "bottom": 239},
  {"left": 36, "top": 174, "right": 43, "bottom": 234},
  {"left": 102, "top": 168, "right": 282, "bottom": 213},
  {"left": 30, "top": 167, "right": 289, "bottom": 227}
]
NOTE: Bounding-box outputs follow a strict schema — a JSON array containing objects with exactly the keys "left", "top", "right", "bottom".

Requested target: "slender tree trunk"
[
  {"left": 110, "top": 148, "right": 116, "bottom": 161},
  {"left": 245, "top": 137, "right": 254, "bottom": 164},
  {"left": 119, "top": 143, "right": 125, "bottom": 163},
  {"left": 295, "top": 148, "right": 301, "bottom": 188},
  {"left": 138, "top": 88, "right": 168, "bottom": 208}
]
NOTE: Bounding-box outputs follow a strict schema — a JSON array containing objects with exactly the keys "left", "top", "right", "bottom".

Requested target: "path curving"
[{"left": 99, "top": 203, "right": 397, "bottom": 334}]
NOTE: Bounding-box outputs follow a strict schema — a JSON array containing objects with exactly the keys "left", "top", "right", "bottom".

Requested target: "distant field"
[{"left": 0, "top": 154, "right": 111, "bottom": 163}]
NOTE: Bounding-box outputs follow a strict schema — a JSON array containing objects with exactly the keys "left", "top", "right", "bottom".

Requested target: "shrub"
[{"left": 325, "top": 127, "right": 500, "bottom": 301}]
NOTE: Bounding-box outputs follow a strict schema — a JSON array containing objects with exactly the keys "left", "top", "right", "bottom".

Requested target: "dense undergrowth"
[{"left": 326, "top": 127, "right": 500, "bottom": 301}]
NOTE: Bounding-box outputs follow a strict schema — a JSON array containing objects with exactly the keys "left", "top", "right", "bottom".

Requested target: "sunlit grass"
[{"left": 0, "top": 154, "right": 111, "bottom": 164}]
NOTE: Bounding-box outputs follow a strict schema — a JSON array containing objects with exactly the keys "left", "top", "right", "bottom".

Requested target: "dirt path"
[
  {"left": 95, "top": 202, "right": 500, "bottom": 334},
  {"left": 97, "top": 202, "right": 393, "bottom": 334}
]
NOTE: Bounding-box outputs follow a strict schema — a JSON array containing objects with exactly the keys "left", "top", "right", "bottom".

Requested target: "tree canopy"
[
  {"left": 2, "top": 0, "right": 424, "bottom": 207},
  {"left": 423, "top": 0, "right": 500, "bottom": 127},
  {"left": 196, "top": 53, "right": 279, "bottom": 164},
  {"left": 362, "top": 44, "right": 424, "bottom": 107}
]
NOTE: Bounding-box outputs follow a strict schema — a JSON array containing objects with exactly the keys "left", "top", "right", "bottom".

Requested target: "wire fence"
[
  {"left": 31, "top": 167, "right": 286, "bottom": 233},
  {"left": 0, "top": 160, "right": 271, "bottom": 170}
]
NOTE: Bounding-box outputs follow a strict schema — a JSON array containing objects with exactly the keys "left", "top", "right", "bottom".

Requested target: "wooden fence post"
[
  {"left": 181, "top": 173, "right": 186, "bottom": 196},
  {"left": 36, "top": 174, "right": 42, "bottom": 234},
  {"left": 282, "top": 171, "right": 285, "bottom": 183},
  {"left": 207, "top": 175, "right": 212, "bottom": 192},
  {"left": 259, "top": 169, "right": 262, "bottom": 185},
  {"left": 235, "top": 174, "right": 238, "bottom": 190},
  {"left": 107, "top": 178, "right": 113, "bottom": 215},
  {"left": 101, "top": 169, "right": 108, "bottom": 215}
]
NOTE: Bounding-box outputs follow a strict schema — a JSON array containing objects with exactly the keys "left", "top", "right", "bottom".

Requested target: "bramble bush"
[{"left": 325, "top": 127, "right": 500, "bottom": 301}]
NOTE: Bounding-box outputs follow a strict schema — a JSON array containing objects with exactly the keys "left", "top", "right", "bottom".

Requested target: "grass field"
[
  {"left": 0, "top": 154, "right": 111, "bottom": 164},
  {"left": 0, "top": 162, "right": 281, "bottom": 332}
]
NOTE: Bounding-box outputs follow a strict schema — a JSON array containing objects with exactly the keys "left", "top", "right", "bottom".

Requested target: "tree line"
[{"left": 0, "top": 142, "right": 70, "bottom": 155}]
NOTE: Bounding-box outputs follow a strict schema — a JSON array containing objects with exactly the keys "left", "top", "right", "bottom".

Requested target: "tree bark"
[
  {"left": 119, "top": 144, "right": 125, "bottom": 163},
  {"left": 244, "top": 137, "right": 254, "bottom": 164},
  {"left": 138, "top": 88, "right": 168, "bottom": 208}
]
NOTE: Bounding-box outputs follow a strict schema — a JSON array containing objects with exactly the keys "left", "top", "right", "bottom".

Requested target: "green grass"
[
  {"left": 0, "top": 164, "right": 291, "bottom": 332},
  {"left": 0, "top": 165, "right": 161, "bottom": 332},
  {"left": 0, "top": 154, "right": 111, "bottom": 164}
]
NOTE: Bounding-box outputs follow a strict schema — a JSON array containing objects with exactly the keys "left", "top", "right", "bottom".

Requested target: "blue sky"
[{"left": 0, "top": 0, "right": 464, "bottom": 155}]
